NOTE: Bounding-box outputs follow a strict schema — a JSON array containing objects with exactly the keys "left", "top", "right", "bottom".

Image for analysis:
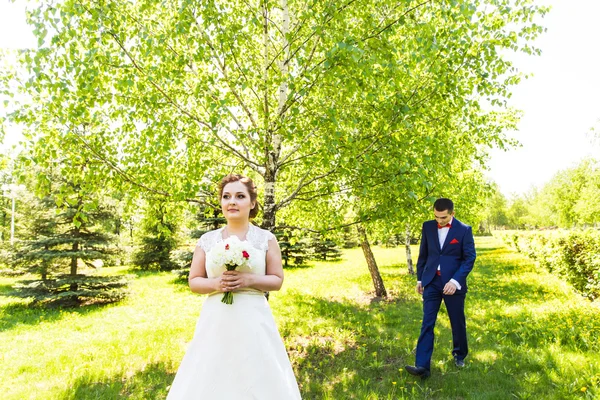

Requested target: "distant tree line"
[{"left": 483, "top": 158, "right": 600, "bottom": 230}]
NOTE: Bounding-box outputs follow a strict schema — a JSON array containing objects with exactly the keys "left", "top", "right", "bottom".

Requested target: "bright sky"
[
  {"left": 1, "top": 1, "right": 599, "bottom": 196},
  {"left": 487, "top": 0, "right": 600, "bottom": 196}
]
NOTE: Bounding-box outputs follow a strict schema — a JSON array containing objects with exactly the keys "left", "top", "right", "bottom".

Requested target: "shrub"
[
  {"left": 553, "top": 230, "right": 600, "bottom": 299},
  {"left": 500, "top": 230, "right": 600, "bottom": 300}
]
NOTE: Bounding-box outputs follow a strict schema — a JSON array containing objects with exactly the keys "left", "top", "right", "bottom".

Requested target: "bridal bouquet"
[{"left": 211, "top": 236, "right": 253, "bottom": 305}]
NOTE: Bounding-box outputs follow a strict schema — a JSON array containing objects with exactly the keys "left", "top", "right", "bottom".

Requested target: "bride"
[{"left": 167, "top": 174, "right": 302, "bottom": 399}]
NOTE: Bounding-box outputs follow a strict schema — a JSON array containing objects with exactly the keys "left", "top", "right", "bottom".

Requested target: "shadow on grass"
[
  {"left": 462, "top": 304, "right": 580, "bottom": 399},
  {"left": 474, "top": 244, "right": 508, "bottom": 255},
  {"left": 0, "top": 283, "right": 14, "bottom": 292},
  {"left": 283, "top": 263, "right": 315, "bottom": 270},
  {"left": 285, "top": 239, "right": 579, "bottom": 398},
  {"left": 470, "top": 277, "right": 551, "bottom": 304},
  {"left": 61, "top": 362, "right": 175, "bottom": 400},
  {"left": 468, "top": 243, "right": 548, "bottom": 305},
  {"left": 123, "top": 268, "right": 165, "bottom": 278},
  {"left": 282, "top": 293, "right": 555, "bottom": 399},
  {"left": 0, "top": 297, "right": 116, "bottom": 332},
  {"left": 280, "top": 293, "right": 431, "bottom": 398}
]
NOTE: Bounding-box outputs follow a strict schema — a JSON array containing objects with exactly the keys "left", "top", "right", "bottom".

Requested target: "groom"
[{"left": 405, "top": 198, "right": 476, "bottom": 379}]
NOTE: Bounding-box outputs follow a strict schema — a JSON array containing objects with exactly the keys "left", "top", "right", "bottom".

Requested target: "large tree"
[{"left": 2, "top": 0, "right": 548, "bottom": 294}]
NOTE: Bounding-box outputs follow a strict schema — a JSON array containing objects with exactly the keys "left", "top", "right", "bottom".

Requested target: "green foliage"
[
  {"left": 170, "top": 248, "right": 193, "bottom": 271},
  {"left": 1, "top": 0, "right": 550, "bottom": 237},
  {"left": 132, "top": 201, "right": 179, "bottom": 271},
  {"left": 275, "top": 228, "right": 344, "bottom": 267},
  {"left": 275, "top": 229, "right": 310, "bottom": 268},
  {"left": 0, "top": 170, "right": 14, "bottom": 243},
  {"left": 189, "top": 205, "right": 225, "bottom": 239},
  {"left": 3, "top": 171, "right": 128, "bottom": 306},
  {"left": 573, "top": 161, "right": 600, "bottom": 225},
  {"left": 2, "top": 0, "right": 550, "bottom": 297},
  {"left": 308, "top": 235, "right": 342, "bottom": 262},
  {"left": 540, "top": 160, "right": 595, "bottom": 227},
  {"left": 11, "top": 274, "right": 130, "bottom": 307},
  {"left": 340, "top": 225, "right": 360, "bottom": 249},
  {"left": 553, "top": 231, "right": 600, "bottom": 300},
  {"left": 482, "top": 183, "right": 509, "bottom": 230},
  {"left": 506, "top": 195, "right": 532, "bottom": 229},
  {"left": 13, "top": 186, "right": 121, "bottom": 280},
  {"left": 169, "top": 248, "right": 194, "bottom": 282},
  {"left": 500, "top": 229, "right": 600, "bottom": 300}
]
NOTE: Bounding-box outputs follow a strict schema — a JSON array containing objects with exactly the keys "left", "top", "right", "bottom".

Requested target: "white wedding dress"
[{"left": 167, "top": 225, "right": 302, "bottom": 400}]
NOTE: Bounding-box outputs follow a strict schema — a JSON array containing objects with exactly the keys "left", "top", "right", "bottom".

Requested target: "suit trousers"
[{"left": 415, "top": 274, "right": 468, "bottom": 371}]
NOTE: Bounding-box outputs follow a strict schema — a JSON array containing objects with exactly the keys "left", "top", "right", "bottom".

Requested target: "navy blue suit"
[{"left": 414, "top": 218, "right": 476, "bottom": 371}]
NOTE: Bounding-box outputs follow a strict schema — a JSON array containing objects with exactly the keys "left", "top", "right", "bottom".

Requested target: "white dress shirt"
[
  {"left": 418, "top": 217, "right": 462, "bottom": 290},
  {"left": 438, "top": 218, "right": 461, "bottom": 290}
]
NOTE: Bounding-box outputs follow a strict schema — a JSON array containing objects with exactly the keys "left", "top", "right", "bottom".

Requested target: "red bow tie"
[{"left": 438, "top": 223, "right": 451, "bottom": 229}]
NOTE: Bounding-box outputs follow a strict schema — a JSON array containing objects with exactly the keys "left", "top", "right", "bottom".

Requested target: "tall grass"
[{"left": 1, "top": 236, "right": 599, "bottom": 399}]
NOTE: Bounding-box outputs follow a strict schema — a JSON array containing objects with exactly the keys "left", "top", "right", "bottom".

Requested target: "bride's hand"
[{"left": 220, "top": 270, "right": 253, "bottom": 291}]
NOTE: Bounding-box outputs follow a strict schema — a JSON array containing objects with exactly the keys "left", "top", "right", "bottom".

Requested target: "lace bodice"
[{"left": 198, "top": 225, "right": 275, "bottom": 278}]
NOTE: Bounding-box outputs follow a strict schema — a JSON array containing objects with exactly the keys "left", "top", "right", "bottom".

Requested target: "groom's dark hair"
[{"left": 434, "top": 198, "right": 454, "bottom": 213}]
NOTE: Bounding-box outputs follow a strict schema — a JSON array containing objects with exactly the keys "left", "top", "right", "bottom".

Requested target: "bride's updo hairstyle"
[{"left": 219, "top": 174, "right": 260, "bottom": 218}]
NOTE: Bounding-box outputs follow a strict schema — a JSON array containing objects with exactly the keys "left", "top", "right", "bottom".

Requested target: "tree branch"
[
  {"left": 104, "top": 30, "right": 263, "bottom": 171},
  {"left": 276, "top": 217, "right": 369, "bottom": 234},
  {"left": 67, "top": 126, "right": 216, "bottom": 206},
  {"left": 191, "top": 14, "right": 260, "bottom": 131},
  {"left": 279, "top": 146, "right": 319, "bottom": 169},
  {"left": 275, "top": 165, "right": 341, "bottom": 211},
  {"left": 361, "top": 0, "right": 433, "bottom": 42},
  {"left": 104, "top": 31, "right": 209, "bottom": 128}
]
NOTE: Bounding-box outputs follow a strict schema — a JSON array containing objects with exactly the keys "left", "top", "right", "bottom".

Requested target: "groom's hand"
[
  {"left": 443, "top": 281, "right": 457, "bottom": 295},
  {"left": 416, "top": 282, "right": 423, "bottom": 295}
]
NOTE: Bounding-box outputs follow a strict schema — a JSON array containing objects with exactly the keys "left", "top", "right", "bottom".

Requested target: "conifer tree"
[
  {"left": 12, "top": 174, "right": 127, "bottom": 306},
  {"left": 132, "top": 200, "right": 179, "bottom": 271}
]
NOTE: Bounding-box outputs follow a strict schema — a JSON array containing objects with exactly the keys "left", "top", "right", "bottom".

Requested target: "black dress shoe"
[
  {"left": 454, "top": 358, "right": 465, "bottom": 368},
  {"left": 404, "top": 365, "right": 431, "bottom": 379}
]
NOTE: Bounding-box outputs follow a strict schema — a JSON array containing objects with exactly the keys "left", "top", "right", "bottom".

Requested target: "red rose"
[
  {"left": 225, "top": 244, "right": 230, "bottom": 250},
  {"left": 242, "top": 250, "right": 250, "bottom": 259}
]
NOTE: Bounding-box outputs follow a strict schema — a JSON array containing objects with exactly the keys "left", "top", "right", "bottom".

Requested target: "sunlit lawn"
[{"left": 1, "top": 236, "right": 599, "bottom": 399}]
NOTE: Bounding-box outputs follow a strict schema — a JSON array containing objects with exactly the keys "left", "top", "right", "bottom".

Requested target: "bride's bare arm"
[
  {"left": 221, "top": 238, "right": 284, "bottom": 292},
  {"left": 188, "top": 245, "right": 221, "bottom": 294}
]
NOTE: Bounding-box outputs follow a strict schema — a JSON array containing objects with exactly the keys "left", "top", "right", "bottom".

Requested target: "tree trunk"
[
  {"left": 70, "top": 241, "right": 79, "bottom": 291},
  {"left": 129, "top": 218, "right": 134, "bottom": 243},
  {"left": 70, "top": 241, "right": 78, "bottom": 276},
  {"left": 41, "top": 245, "right": 49, "bottom": 280},
  {"left": 357, "top": 224, "right": 387, "bottom": 297},
  {"left": 212, "top": 209, "right": 221, "bottom": 230},
  {"left": 261, "top": 0, "right": 289, "bottom": 233},
  {"left": 262, "top": 172, "right": 277, "bottom": 232},
  {"left": 406, "top": 224, "right": 414, "bottom": 275}
]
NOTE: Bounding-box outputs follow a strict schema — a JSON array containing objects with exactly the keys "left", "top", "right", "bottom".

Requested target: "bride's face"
[{"left": 221, "top": 181, "right": 255, "bottom": 221}]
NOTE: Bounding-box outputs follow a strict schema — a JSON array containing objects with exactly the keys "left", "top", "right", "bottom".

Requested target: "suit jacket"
[{"left": 416, "top": 218, "right": 476, "bottom": 292}]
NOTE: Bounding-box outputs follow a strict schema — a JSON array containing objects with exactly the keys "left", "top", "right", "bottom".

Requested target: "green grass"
[{"left": 1, "top": 236, "right": 599, "bottom": 399}]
